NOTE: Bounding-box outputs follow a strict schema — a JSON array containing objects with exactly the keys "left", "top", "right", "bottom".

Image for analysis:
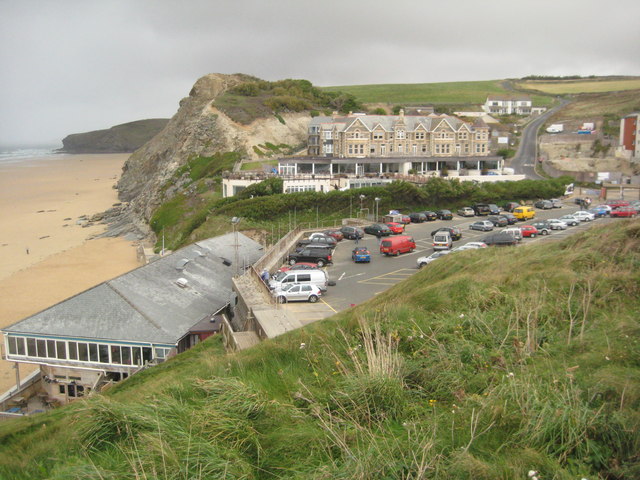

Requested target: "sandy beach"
[{"left": 0, "top": 153, "right": 142, "bottom": 393}]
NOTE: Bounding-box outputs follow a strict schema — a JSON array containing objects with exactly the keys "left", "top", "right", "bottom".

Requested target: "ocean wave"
[{"left": 0, "top": 147, "right": 60, "bottom": 165}]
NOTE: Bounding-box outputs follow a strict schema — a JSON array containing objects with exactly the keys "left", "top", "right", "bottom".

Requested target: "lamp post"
[
  {"left": 374, "top": 197, "right": 381, "bottom": 222},
  {"left": 359, "top": 194, "right": 366, "bottom": 217},
  {"left": 231, "top": 216, "right": 241, "bottom": 276}
]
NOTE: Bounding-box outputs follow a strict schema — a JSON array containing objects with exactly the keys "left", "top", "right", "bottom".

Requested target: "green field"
[{"left": 517, "top": 77, "right": 640, "bottom": 94}]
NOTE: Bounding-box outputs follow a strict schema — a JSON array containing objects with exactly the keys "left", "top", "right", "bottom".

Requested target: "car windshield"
[{"left": 273, "top": 272, "right": 287, "bottom": 281}]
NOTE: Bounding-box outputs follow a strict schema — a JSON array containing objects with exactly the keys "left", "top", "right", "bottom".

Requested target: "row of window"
[
  {"left": 285, "top": 185, "right": 316, "bottom": 193},
  {"left": 6, "top": 336, "right": 171, "bottom": 366},
  {"left": 343, "top": 131, "right": 481, "bottom": 141}
]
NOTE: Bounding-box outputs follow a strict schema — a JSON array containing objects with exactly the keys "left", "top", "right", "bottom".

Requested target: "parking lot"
[{"left": 278, "top": 204, "right": 615, "bottom": 318}]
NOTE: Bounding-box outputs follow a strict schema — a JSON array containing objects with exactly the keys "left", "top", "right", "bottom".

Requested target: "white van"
[
  {"left": 269, "top": 269, "right": 328, "bottom": 292},
  {"left": 503, "top": 227, "right": 523, "bottom": 242},
  {"left": 432, "top": 231, "right": 452, "bottom": 250}
]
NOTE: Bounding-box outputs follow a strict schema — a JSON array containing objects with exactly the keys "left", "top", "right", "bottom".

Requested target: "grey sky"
[{"left": 1, "top": 0, "right": 638, "bottom": 147}]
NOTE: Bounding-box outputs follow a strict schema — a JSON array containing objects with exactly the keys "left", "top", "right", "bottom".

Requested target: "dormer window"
[{"left": 396, "top": 130, "right": 405, "bottom": 139}]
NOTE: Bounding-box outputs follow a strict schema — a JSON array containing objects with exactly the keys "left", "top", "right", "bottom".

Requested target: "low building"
[
  {"left": 619, "top": 113, "right": 640, "bottom": 161},
  {"left": 483, "top": 95, "right": 532, "bottom": 115},
  {"left": 1, "top": 233, "right": 264, "bottom": 404}
]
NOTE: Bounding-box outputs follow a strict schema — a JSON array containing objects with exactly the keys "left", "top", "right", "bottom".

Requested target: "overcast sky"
[{"left": 1, "top": 0, "right": 638, "bottom": 148}]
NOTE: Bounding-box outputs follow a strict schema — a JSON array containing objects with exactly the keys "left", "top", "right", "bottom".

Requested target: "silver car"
[
  {"left": 469, "top": 220, "right": 494, "bottom": 231},
  {"left": 273, "top": 283, "right": 322, "bottom": 303},
  {"left": 547, "top": 219, "right": 568, "bottom": 230}
]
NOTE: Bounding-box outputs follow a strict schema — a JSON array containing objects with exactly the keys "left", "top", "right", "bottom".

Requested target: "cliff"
[
  {"left": 112, "top": 73, "right": 309, "bottom": 238},
  {"left": 60, "top": 119, "right": 169, "bottom": 153}
]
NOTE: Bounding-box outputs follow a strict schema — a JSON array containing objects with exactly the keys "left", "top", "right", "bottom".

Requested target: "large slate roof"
[{"left": 3, "top": 233, "right": 264, "bottom": 345}]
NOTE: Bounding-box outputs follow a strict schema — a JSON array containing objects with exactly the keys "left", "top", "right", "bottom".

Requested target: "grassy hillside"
[
  {"left": 1, "top": 219, "right": 639, "bottom": 479},
  {"left": 321, "top": 80, "right": 553, "bottom": 108},
  {"left": 516, "top": 77, "right": 640, "bottom": 95}
]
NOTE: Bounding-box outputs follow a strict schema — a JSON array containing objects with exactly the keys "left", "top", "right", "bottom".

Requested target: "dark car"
[
  {"left": 534, "top": 200, "right": 553, "bottom": 209},
  {"left": 435, "top": 209, "right": 453, "bottom": 220},
  {"left": 340, "top": 225, "right": 365, "bottom": 240},
  {"left": 487, "top": 215, "right": 508, "bottom": 227},
  {"left": 503, "top": 202, "right": 520, "bottom": 212},
  {"left": 472, "top": 203, "right": 491, "bottom": 216},
  {"left": 483, "top": 232, "right": 518, "bottom": 247},
  {"left": 409, "top": 212, "right": 427, "bottom": 223},
  {"left": 431, "top": 226, "right": 462, "bottom": 241},
  {"left": 421, "top": 211, "right": 438, "bottom": 221},
  {"left": 297, "top": 235, "right": 337, "bottom": 249},
  {"left": 288, "top": 247, "right": 332, "bottom": 267},
  {"left": 488, "top": 204, "right": 501, "bottom": 215},
  {"left": 364, "top": 223, "right": 393, "bottom": 236},
  {"left": 531, "top": 221, "right": 551, "bottom": 235},
  {"left": 500, "top": 213, "right": 518, "bottom": 225}
]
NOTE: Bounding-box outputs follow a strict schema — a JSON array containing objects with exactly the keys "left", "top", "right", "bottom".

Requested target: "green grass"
[
  {"left": 1, "top": 220, "right": 639, "bottom": 478},
  {"left": 516, "top": 77, "right": 640, "bottom": 94}
]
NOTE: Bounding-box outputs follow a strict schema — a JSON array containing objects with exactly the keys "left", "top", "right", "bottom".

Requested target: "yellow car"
[{"left": 513, "top": 206, "right": 536, "bottom": 221}]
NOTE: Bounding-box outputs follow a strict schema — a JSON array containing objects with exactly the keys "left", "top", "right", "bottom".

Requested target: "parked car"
[
  {"left": 606, "top": 200, "right": 630, "bottom": 210},
  {"left": 559, "top": 214, "right": 580, "bottom": 226},
  {"left": 470, "top": 220, "right": 494, "bottom": 232},
  {"left": 340, "top": 225, "right": 365, "bottom": 240},
  {"left": 547, "top": 219, "right": 568, "bottom": 230},
  {"left": 380, "top": 235, "right": 416, "bottom": 256},
  {"left": 531, "top": 221, "right": 552, "bottom": 235},
  {"left": 364, "top": 223, "right": 393, "bottom": 236},
  {"left": 352, "top": 247, "right": 371, "bottom": 263},
  {"left": 588, "top": 207, "right": 608, "bottom": 218},
  {"left": 385, "top": 222, "right": 405, "bottom": 234},
  {"left": 513, "top": 206, "right": 536, "bottom": 221},
  {"left": 400, "top": 214, "right": 412, "bottom": 225},
  {"left": 421, "top": 210, "right": 438, "bottom": 221},
  {"left": 487, "top": 215, "right": 508, "bottom": 227},
  {"left": 573, "top": 210, "right": 595, "bottom": 222},
  {"left": 277, "top": 262, "right": 319, "bottom": 273},
  {"left": 436, "top": 209, "right": 453, "bottom": 220},
  {"left": 288, "top": 248, "right": 332, "bottom": 267},
  {"left": 502, "top": 227, "right": 523, "bottom": 242},
  {"left": 595, "top": 204, "right": 612, "bottom": 214},
  {"left": 463, "top": 241, "right": 488, "bottom": 249},
  {"left": 322, "top": 229, "right": 343, "bottom": 241},
  {"left": 550, "top": 198, "right": 564, "bottom": 208},
  {"left": 488, "top": 204, "right": 501, "bottom": 215},
  {"left": 472, "top": 203, "right": 491, "bottom": 216},
  {"left": 269, "top": 269, "right": 329, "bottom": 292},
  {"left": 431, "top": 226, "right": 462, "bottom": 241},
  {"left": 483, "top": 232, "right": 518, "bottom": 247},
  {"left": 458, "top": 207, "right": 475, "bottom": 217},
  {"left": 416, "top": 250, "right": 451, "bottom": 268},
  {"left": 409, "top": 212, "right": 427, "bottom": 223},
  {"left": 500, "top": 213, "right": 518, "bottom": 225},
  {"left": 520, "top": 225, "right": 539, "bottom": 238},
  {"left": 432, "top": 231, "right": 452, "bottom": 250},
  {"left": 503, "top": 202, "right": 521, "bottom": 212},
  {"left": 298, "top": 234, "right": 337, "bottom": 248},
  {"left": 272, "top": 284, "right": 322, "bottom": 304},
  {"left": 534, "top": 200, "right": 553, "bottom": 209},
  {"left": 610, "top": 206, "right": 637, "bottom": 218}
]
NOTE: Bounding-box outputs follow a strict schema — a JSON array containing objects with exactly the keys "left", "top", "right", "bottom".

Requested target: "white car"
[
  {"left": 573, "top": 210, "right": 595, "bottom": 222},
  {"left": 559, "top": 214, "right": 580, "bottom": 226},
  {"left": 595, "top": 204, "right": 612, "bottom": 214},
  {"left": 272, "top": 283, "right": 322, "bottom": 303},
  {"left": 547, "top": 219, "right": 568, "bottom": 230},
  {"left": 417, "top": 250, "right": 451, "bottom": 268},
  {"left": 463, "top": 241, "right": 488, "bottom": 249}
]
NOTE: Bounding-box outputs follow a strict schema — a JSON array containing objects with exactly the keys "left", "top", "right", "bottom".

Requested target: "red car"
[
  {"left": 385, "top": 222, "right": 405, "bottom": 234},
  {"left": 322, "top": 229, "right": 344, "bottom": 241},
  {"left": 277, "top": 262, "right": 319, "bottom": 273},
  {"left": 400, "top": 215, "right": 411, "bottom": 225},
  {"left": 610, "top": 206, "right": 637, "bottom": 218},
  {"left": 520, "top": 225, "right": 539, "bottom": 238},
  {"left": 607, "top": 200, "right": 630, "bottom": 210}
]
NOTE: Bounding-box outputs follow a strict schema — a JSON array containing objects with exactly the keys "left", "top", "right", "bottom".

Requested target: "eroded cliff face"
[{"left": 113, "top": 73, "right": 309, "bottom": 239}]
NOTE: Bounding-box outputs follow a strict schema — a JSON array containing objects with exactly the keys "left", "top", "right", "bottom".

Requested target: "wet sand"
[{"left": 0, "top": 154, "right": 142, "bottom": 393}]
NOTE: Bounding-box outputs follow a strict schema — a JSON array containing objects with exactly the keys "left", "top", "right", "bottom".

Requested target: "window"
[
  {"left": 323, "top": 131, "right": 332, "bottom": 140},
  {"left": 142, "top": 347, "right": 152, "bottom": 364},
  {"left": 422, "top": 145, "right": 427, "bottom": 153},
  {"left": 373, "top": 132, "right": 384, "bottom": 140},
  {"left": 380, "top": 145, "right": 386, "bottom": 155},
  {"left": 297, "top": 274, "right": 311, "bottom": 282},
  {"left": 398, "top": 144, "right": 403, "bottom": 153},
  {"left": 78, "top": 343, "right": 88, "bottom": 361},
  {"left": 99, "top": 344, "right": 109, "bottom": 363},
  {"left": 121, "top": 346, "right": 132, "bottom": 365},
  {"left": 415, "top": 131, "right": 425, "bottom": 140},
  {"left": 459, "top": 132, "right": 468, "bottom": 140},
  {"left": 413, "top": 145, "right": 417, "bottom": 154},
  {"left": 111, "top": 345, "right": 121, "bottom": 364},
  {"left": 36, "top": 339, "right": 46, "bottom": 357},
  {"left": 89, "top": 344, "right": 98, "bottom": 362},
  {"left": 56, "top": 341, "right": 66, "bottom": 359},
  {"left": 68, "top": 342, "right": 78, "bottom": 360},
  {"left": 132, "top": 347, "right": 142, "bottom": 366},
  {"left": 370, "top": 145, "right": 376, "bottom": 154},
  {"left": 396, "top": 130, "right": 405, "bottom": 139}
]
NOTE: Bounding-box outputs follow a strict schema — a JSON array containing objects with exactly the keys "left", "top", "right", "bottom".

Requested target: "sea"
[{"left": 0, "top": 146, "right": 62, "bottom": 166}]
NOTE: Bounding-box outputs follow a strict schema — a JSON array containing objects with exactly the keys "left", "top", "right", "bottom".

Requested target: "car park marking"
[
  {"left": 359, "top": 269, "right": 415, "bottom": 285},
  {"left": 321, "top": 299, "right": 338, "bottom": 313}
]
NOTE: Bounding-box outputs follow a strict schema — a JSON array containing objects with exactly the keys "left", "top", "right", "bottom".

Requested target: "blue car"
[
  {"left": 352, "top": 247, "right": 371, "bottom": 263},
  {"left": 588, "top": 207, "right": 608, "bottom": 218}
]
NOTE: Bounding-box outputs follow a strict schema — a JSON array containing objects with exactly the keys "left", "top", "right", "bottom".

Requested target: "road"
[{"left": 511, "top": 99, "right": 569, "bottom": 179}]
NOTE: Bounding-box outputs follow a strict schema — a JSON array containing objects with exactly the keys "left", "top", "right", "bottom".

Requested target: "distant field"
[
  {"left": 322, "top": 80, "right": 553, "bottom": 106},
  {"left": 550, "top": 89, "right": 640, "bottom": 120},
  {"left": 517, "top": 78, "right": 640, "bottom": 94}
]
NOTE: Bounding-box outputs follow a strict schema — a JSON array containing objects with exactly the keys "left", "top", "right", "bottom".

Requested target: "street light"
[
  {"left": 374, "top": 197, "right": 381, "bottom": 222},
  {"left": 231, "top": 217, "right": 241, "bottom": 276},
  {"left": 359, "top": 194, "right": 366, "bottom": 213}
]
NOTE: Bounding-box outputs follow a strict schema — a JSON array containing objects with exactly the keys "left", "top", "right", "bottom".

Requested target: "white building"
[{"left": 483, "top": 95, "right": 533, "bottom": 115}]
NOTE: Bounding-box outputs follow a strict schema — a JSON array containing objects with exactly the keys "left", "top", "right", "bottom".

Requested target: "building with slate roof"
[
  {"left": 1, "top": 232, "right": 263, "bottom": 404},
  {"left": 222, "top": 112, "right": 519, "bottom": 197}
]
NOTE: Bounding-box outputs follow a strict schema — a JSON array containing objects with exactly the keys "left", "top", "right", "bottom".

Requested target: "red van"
[{"left": 380, "top": 235, "right": 416, "bottom": 256}]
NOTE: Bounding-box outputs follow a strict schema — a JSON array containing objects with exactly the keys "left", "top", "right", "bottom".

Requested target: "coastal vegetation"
[
  {"left": 149, "top": 176, "right": 571, "bottom": 251},
  {"left": 0, "top": 219, "right": 638, "bottom": 479},
  {"left": 515, "top": 76, "right": 640, "bottom": 94}
]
